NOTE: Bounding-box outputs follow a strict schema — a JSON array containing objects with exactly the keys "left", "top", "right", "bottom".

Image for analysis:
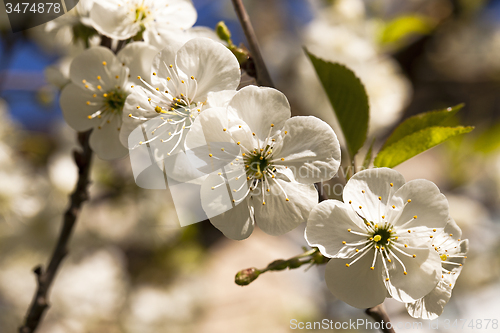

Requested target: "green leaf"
[
  {"left": 473, "top": 122, "right": 500, "bottom": 154},
  {"left": 379, "top": 15, "right": 434, "bottom": 46},
  {"left": 362, "top": 138, "right": 376, "bottom": 170},
  {"left": 382, "top": 104, "right": 464, "bottom": 150},
  {"left": 374, "top": 126, "right": 474, "bottom": 168},
  {"left": 306, "top": 50, "right": 369, "bottom": 158}
]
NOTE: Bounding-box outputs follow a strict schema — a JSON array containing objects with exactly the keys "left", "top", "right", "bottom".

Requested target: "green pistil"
[
  {"left": 104, "top": 89, "right": 127, "bottom": 113},
  {"left": 245, "top": 152, "right": 271, "bottom": 179}
]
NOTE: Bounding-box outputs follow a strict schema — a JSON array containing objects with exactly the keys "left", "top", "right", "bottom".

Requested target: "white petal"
[
  {"left": 206, "top": 90, "right": 237, "bottom": 108},
  {"left": 390, "top": 179, "right": 449, "bottom": 229},
  {"left": 406, "top": 279, "right": 452, "bottom": 320},
  {"left": 153, "top": 0, "right": 197, "bottom": 30},
  {"left": 343, "top": 168, "right": 405, "bottom": 224},
  {"left": 274, "top": 116, "right": 341, "bottom": 184},
  {"left": 325, "top": 254, "right": 387, "bottom": 309},
  {"left": 253, "top": 177, "right": 318, "bottom": 236},
  {"left": 385, "top": 242, "right": 441, "bottom": 303},
  {"left": 69, "top": 46, "right": 127, "bottom": 91},
  {"left": 175, "top": 38, "right": 240, "bottom": 100},
  {"left": 227, "top": 86, "right": 291, "bottom": 141},
  {"left": 117, "top": 42, "right": 159, "bottom": 86},
  {"left": 90, "top": 2, "right": 139, "bottom": 40},
  {"left": 209, "top": 199, "right": 255, "bottom": 241},
  {"left": 444, "top": 217, "right": 462, "bottom": 240},
  {"left": 89, "top": 116, "right": 128, "bottom": 160},
  {"left": 60, "top": 84, "right": 101, "bottom": 131},
  {"left": 150, "top": 44, "right": 183, "bottom": 90},
  {"left": 305, "top": 200, "right": 369, "bottom": 259},
  {"left": 200, "top": 166, "right": 249, "bottom": 218}
]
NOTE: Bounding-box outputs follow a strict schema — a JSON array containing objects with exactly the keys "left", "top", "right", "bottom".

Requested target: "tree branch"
[
  {"left": 365, "top": 304, "right": 396, "bottom": 333},
  {"left": 19, "top": 130, "right": 93, "bottom": 333},
  {"left": 230, "top": 0, "right": 274, "bottom": 87}
]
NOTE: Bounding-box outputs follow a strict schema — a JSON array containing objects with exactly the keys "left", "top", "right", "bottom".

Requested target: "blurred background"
[{"left": 0, "top": 0, "right": 500, "bottom": 332}]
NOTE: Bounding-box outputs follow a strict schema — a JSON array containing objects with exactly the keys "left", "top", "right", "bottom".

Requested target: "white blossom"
[
  {"left": 185, "top": 85, "right": 341, "bottom": 240},
  {"left": 305, "top": 168, "right": 450, "bottom": 308},
  {"left": 90, "top": 0, "right": 197, "bottom": 41},
  {"left": 120, "top": 37, "right": 240, "bottom": 181},
  {"left": 60, "top": 42, "right": 159, "bottom": 160}
]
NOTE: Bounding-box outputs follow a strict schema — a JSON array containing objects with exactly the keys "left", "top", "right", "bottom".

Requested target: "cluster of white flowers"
[{"left": 53, "top": 0, "right": 467, "bottom": 320}]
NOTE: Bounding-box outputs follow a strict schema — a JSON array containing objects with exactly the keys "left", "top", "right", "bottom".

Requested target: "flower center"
[
  {"left": 104, "top": 89, "right": 127, "bottom": 113},
  {"left": 370, "top": 226, "right": 393, "bottom": 247}
]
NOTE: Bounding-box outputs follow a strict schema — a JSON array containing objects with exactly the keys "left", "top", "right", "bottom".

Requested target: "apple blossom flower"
[
  {"left": 406, "top": 218, "right": 468, "bottom": 319},
  {"left": 120, "top": 37, "right": 240, "bottom": 181},
  {"left": 90, "top": 0, "right": 197, "bottom": 42},
  {"left": 60, "top": 42, "right": 159, "bottom": 160},
  {"left": 305, "top": 168, "right": 450, "bottom": 308},
  {"left": 184, "top": 85, "right": 341, "bottom": 240}
]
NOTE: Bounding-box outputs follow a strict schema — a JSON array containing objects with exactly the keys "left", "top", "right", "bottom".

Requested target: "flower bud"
[
  {"left": 235, "top": 267, "right": 260, "bottom": 286},
  {"left": 216, "top": 21, "right": 232, "bottom": 42}
]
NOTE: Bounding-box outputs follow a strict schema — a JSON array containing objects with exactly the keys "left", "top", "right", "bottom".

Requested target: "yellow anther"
[
  {"left": 167, "top": 77, "right": 171, "bottom": 81},
  {"left": 191, "top": 76, "right": 194, "bottom": 79},
  {"left": 440, "top": 254, "right": 448, "bottom": 261},
  {"left": 433, "top": 229, "right": 436, "bottom": 232},
  {"left": 408, "top": 230, "right": 411, "bottom": 233},
  {"left": 342, "top": 241, "right": 346, "bottom": 244},
  {"left": 252, "top": 132, "right": 256, "bottom": 136},
  {"left": 242, "top": 153, "right": 246, "bottom": 156},
  {"left": 430, "top": 235, "right": 433, "bottom": 239},
  {"left": 373, "top": 235, "right": 382, "bottom": 242},
  {"left": 209, "top": 154, "right": 213, "bottom": 157},
  {"left": 355, "top": 249, "right": 359, "bottom": 252},
  {"left": 115, "top": 75, "right": 119, "bottom": 79},
  {"left": 270, "top": 123, "right": 274, "bottom": 127},
  {"left": 84, "top": 85, "right": 89, "bottom": 88},
  {"left": 381, "top": 247, "right": 385, "bottom": 251},
  {"left": 412, "top": 254, "right": 416, "bottom": 258},
  {"left": 156, "top": 88, "right": 160, "bottom": 91},
  {"left": 102, "top": 61, "right": 107, "bottom": 66},
  {"left": 131, "top": 85, "right": 134, "bottom": 88},
  {"left": 262, "top": 201, "right": 266, "bottom": 205},
  {"left": 148, "top": 98, "right": 151, "bottom": 102},
  {"left": 103, "top": 93, "right": 108, "bottom": 97},
  {"left": 236, "top": 141, "right": 241, "bottom": 145},
  {"left": 388, "top": 259, "right": 391, "bottom": 263},
  {"left": 169, "top": 64, "right": 173, "bottom": 68},
  {"left": 97, "top": 85, "right": 102, "bottom": 90},
  {"left": 382, "top": 216, "right": 385, "bottom": 219},
  {"left": 281, "top": 158, "right": 285, "bottom": 161},
  {"left": 359, "top": 206, "right": 362, "bottom": 209},
  {"left": 86, "top": 101, "right": 90, "bottom": 105},
  {"left": 221, "top": 148, "right": 225, "bottom": 151},
  {"left": 370, "top": 267, "right": 374, "bottom": 270},
  {"left": 413, "top": 215, "right": 418, "bottom": 219},
  {"left": 128, "top": 114, "right": 132, "bottom": 117},
  {"left": 286, "top": 198, "right": 289, "bottom": 202},
  {"left": 392, "top": 205, "right": 395, "bottom": 209},
  {"left": 93, "top": 94, "right": 96, "bottom": 97},
  {"left": 223, "top": 128, "right": 227, "bottom": 131},
  {"left": 345, "top": 264, "right": 350, "bottom": 267},
  {"left": 97, "top": 76, "right": 101, "bottom": 80},
  {"left": 347, "top": 229, "right": 351, "bottom": 232},
  {"left": 82, "top": 79, "right": 86, "bottom": 83},
  {"left": 136, "top": 106, "right": 140, "bottom": 109},
  {"left": 449, "top": 234, "right": 453, "bottom": 237},
  {"left": 390, "top": 183, "right": 394, "bottom": 187},
  {"left": 378, "top": 196, "right": 382, "bottom": 200},
  {"left": 376, "top": 246, "right": 380, "bottom": 249},
  {"left": 404, "top": 244, "right": 408, "bottom": 247},
  {"left": 385, "top": 278, "right": 389, "bottom": 281},
  {"left": 361, "top": 190, "right": 365, "bottom": 193},
  {"left": 349, "top": 201, "right": 352, "bottom": 204},
  {"left": 404, "top": 271, "right": 408, "bottom": 275},
  {"left": 284, "top": 131, "right": 288, "bottom": 134},
  {"left": 407, "top": 199, "right": 412, "bottom": 203},
  {"left": 181, "top": 80, "right": 185, "bottom": 83}
]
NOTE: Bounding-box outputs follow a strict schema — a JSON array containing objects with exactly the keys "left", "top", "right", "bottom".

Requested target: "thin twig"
[
  {"left": 19, "top": 131, "right": 93, "bottom": 333},
  {"left": 365, "top": 304, "right": 396, "bottom": 333},
  {"left": 230, "top": 0, "right": 274, "bottom": 87}
]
